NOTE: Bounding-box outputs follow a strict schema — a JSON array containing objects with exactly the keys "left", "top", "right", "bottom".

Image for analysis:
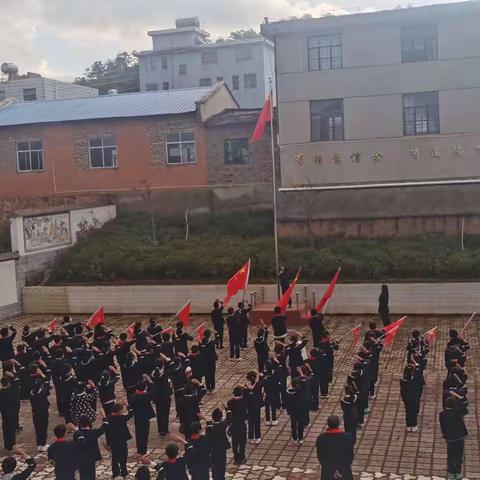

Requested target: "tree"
[
  {"left": 216, "top": 29, "right": 261, "bottom": 43},
  {"left": 75, "top": 51, "right": 138, "bottom": 82}
]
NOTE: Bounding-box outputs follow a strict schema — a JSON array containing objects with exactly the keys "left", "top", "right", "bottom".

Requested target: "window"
[
  {"left": 179, "top": 64, "right": 187, "bottom": 75},
  {"left": 401, "top": 25, "right": 437, "bottom": 63},
  {"left": 0, "top": 91, "right": 5, "bottom": 101},
  {"left": 232, "top": 75, "right": 240, "bottom": 90},
  {"left": 201, "top": 50, "right": 218, "bottom": 65},
  {"left": 16, "top": 141, "right": 43, "bottom": 172},
  {"left": 199, "top": 78, "right": 212, "bottom": 87},
  {"left": 244, "top": 74, "right": 257, "bottom": 89},
  {"left": 166, "top": 132, "right": 196, "bottom": 164},
  {"left": 403, "top": 91, "right": 439, "bottom": 136},
  {"left": 310, "top": 99, "right": 344, "bottom": 141},
  {"left": 162, "top": 82, "right": 170, "bottom": 90},
  {"left": 161, "top": 56, "right": 168, "bottom": 70},
  {"left": 225, "top": 139, "right": 249, "bottom": 164},
  {"left": 23, "top": 88, "right": 37, "bottom": 101},
  {"left": 146, "top": 83, "right": 159, "bottom": 91},
  {"left": 216, "top": 76, "right": 223, "bottom": 82},
  {"left": 149, "top": 59, "right": 157, "bottom": 72},
  {"left": 236, "top": 45, "right": 253, "bottom": 61},
  {"left": 308, "top": 34, "right": 342, "bottom": 71},
  {"left": 89, "top": 136, "right": 117, "bottom": 168}
]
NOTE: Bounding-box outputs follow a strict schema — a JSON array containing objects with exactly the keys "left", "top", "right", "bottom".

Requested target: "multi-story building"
[
  {"left": 138, "top": 17, "right": 275, "bottom": 108},
  {"left": 262, "top": 1, "right": 480, "bottom": 237},
  {"left": 0, "top": 68, "right": 98, "bottom": 102}
]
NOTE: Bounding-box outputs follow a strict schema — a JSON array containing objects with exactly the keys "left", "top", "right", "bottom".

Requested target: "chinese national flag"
[
  {"left": 425, "top": 326, "right": 438, "bottom": 345},
  {"left": 176, "top": 301, "right": 191, "bottom": 328},
  {"left": 127, "top": 322, "right": 136, "bottom": 340},
  {"left": 352, "top": 325, "right": 362, "bottom": 348},
  {"left": 384, "top": 325, "right": 401, "bottom": 346},
  {"left": 277, "top": 268, "right": 301, "bottom": 313},
  {"left": 249, "top": 96, "right": 272, "bottom": 143},
  {"left": 86, "top": 305, "right": 104, "bottom": 329},
  {"left": 383, "top": 316, "right": 407, "bottom": 334},
  {"left": 47, "top": 318, "right": 58, "bottom": 333},
  {"left": 223, "top": 260, "right": 251, "bottom": 305},
  {"left": 197, "top": 323, "right": 206, "bottom": 342},
  {"left": 316, "top": 268, "right": 341, "bottom": 311}
]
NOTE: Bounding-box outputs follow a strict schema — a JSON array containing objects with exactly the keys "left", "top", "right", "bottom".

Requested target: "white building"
[{"left": 138, "top": 17, "right": 275, "bottom": 108}]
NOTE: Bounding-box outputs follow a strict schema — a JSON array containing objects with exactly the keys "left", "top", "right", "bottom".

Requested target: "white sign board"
[{"left": 0, "top": 260, "right": 18, "bottom": 307}]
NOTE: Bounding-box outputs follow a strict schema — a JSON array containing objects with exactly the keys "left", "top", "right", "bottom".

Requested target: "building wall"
[{"left": 139, "top": 41, "right": 275, "bottom": 107}]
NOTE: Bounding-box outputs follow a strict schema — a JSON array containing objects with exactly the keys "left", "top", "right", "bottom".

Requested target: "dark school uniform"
[
  {"left": 254, "top": 331, "right": 270, "bottom": 373},
  {"left": 286, "top": 387, "right": 309, "bottom": 442},
  {"left": 273, "top": 351, "right": 288, "bottom": 409},
  {"left": 129, "top": 389, "right": 156, "bottom": 455},
  {"left": 206, "top": 419, "right": 231, "bottom": 480},
  {"left": 169, "top": 362, "right": 187, "bottom": 416},
  {"left": 201, "top": 337, "right": 218, "bottom": 391},
  {"left": 0, "top": 383, "right": 19, "bottom": 450},
  {"left": 286, "top": 338, "right": 308, "bottom": 379},
  {"left": 0, "top": 330, "right": 16, "bottom": 363},
  {"left": 73, "top": 422, "right": 108, "bottom": 480},
  {"left": 316, "top": 428, "right": 354, "bottom": 480},
  {"left": 309, "top": 314, "right": 325, "bottom": 347},
  {"left": 235, "top": 307, "right": 251, "bottom": 349},
  {"left": 153, "top": 456, "right": 189, "bottom": 480},
  {"left": 187, "top": 351, "right": 206, "bottom": 382},
  {"left": 263, "top": 371, "right": 281, "bottom": 422},
  {"left": 320, "top": 337, "right": 339, "bottom": 383},
  {"left": 151, "top": 367, "right": 173, "bottom": 435},
  {"left": 98, "top": 375, "right": 119, "bottom": 416},
  {"left": 226, "top": 314, "right": 242, "bottom": 359},
  {"left": 244, "top": 381, "right": 263, "bottom": 441},
  {"left": 226, "top": 397, "right": 248, "bottom": 464},
  {"left": 341, "top": 393, "right": 359, "bottom": 445},
  {"left": 29, "top": 380, "right": 51, "bottom": 447},
  {"left": 174, "top": 329, "right": 194, "bottom": 356},
  {"left": 185, "top": 434, "right": 211, "bottom": 480},
  {"left": 47, "top": 438, "right": 80, "bottom": 480},
  {"left": 147, "top": 323, "right": 163, "bottom": 344},
  {"left": 106, "top": 410, "right": 133, "bottom": 478},
  {"left": 210, "top": 306, "right": 225, "bottom": 348},
  {"left": 178, "top": 393, "right": 200, "bottom": 440},
  {"left": 271, "top": 314, "right": 287, "bottom": 340},
  {"left": 400, "top": 371, "right": 423, "bottom": 428}
]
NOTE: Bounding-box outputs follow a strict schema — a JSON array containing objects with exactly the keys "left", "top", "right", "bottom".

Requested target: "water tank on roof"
[
  {"left": 1, "top": 62, "right": 18, "bottom": 80},
  {"left": 108, "top": 89, "right": 118, "bottom": 96},
  {"left": 175, "top": 17, "right": 200, "bottom": 28}
]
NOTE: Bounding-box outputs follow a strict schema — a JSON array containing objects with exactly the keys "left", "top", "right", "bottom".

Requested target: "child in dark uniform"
[
  {"left": 206, "top": 408, "right": 231, "bottom": 480},
  {"left": 244, "top": 370, "right": 264, "bottom": 444},
  {"left": 29, "top": 377, "right": 51, "bottom": 451},
  {"left": 47, "top": 424, "right": 80, "bottom": 480},
  {"left": 253, "top": 323, "right": 270, "bottom": 373}
]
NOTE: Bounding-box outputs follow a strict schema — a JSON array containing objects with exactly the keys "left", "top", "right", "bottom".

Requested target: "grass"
[{"left": 46, "top": 209, "right": 480, "bottom": 285}]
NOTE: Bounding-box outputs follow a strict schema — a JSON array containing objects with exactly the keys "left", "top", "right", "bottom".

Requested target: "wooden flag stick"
[
  {"left": 460, "top": 312, "right": 476, "bottom": 337},
  {"left": 195, "top": 322, "right": 205, "bottom": 332}
]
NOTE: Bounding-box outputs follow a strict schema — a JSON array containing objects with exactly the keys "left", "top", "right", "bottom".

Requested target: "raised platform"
[{"left": 250, "top": 303, "right": 305, "bottom": 325}]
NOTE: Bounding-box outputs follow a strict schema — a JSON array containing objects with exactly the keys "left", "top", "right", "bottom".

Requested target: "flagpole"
[{"left": 269, "top": 77, "right": 281, "bottom": 300}]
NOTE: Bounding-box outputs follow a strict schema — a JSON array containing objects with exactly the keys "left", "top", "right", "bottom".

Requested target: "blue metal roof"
[{"left": 0, "top": 86, "right": 217, "bottom": 127}]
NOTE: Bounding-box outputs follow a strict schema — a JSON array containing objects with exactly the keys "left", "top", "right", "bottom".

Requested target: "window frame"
[
  {"left": 243, "top": 73, "right": 257, "bottom": 89},
  {"left": 236, "top": 45, "right": 253, "bottom": 61},
  {"left": 166, "top": 132, "right": 197, "bottom": 165},
  {"left": 88, "top": 136, "right": 118, "bottom": 169},
  {"left": 161, "top": 56, "right": 168, "bottom": 70},
  {"left": 179, "top": 64, "right": 187, "bottom": 75},
  {"left": 232, "top": 75, "right": 240, "bottom": 90},
  {"left": 310, "top": 98, "right": 344, "bottom": 142},
  {"left": 23, "top": 88, "right": 37, "bottom": 101},
  {"left": 162, "top": 82, "right": 170, "bottom": 90},
  {"left": 201, "top": 49, "right": 218, "bottom": 66},
  {"left": 16, "top": 140, "right": 44, "bottom": 173},
  {"left": 224, "top": 138, "right": 250, "bottom": 165},
  {"left": 401, "top": 24, "right": 438, "bottom": 63},
  {"left": 199, "top": 78, "right": 212, "bottom": 87},
  {"left": 146, "top": 83, "right": 159, "bottom": 91},
  {"left": 403, "top": 91, "right": 439, "bottom": 136},
  {"left": 308, "top": 33, "right": 343, "bottom": 71}
]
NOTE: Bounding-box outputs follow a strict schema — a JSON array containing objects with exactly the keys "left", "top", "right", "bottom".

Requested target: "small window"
[
  {"left": 308, "top": 34, "right": 342, "bottom": 71},
  {"left": 225, "top": 139, "right": 249, "bottom": 165},
  {"left": 199, "top": 78, "right": 212, "bottom": 87},
  {"left": 89, "top": 136, "right": 117, "bottom": 168},
  {"left": 232, "top": 75, "right": 240, "bottom": 90},
  {"left": 146, "top": 83, "right": 158, "bottom": 91},
  {"left": 149, "top": 59, "right": 157, "bottom": 72},
  {"left": 162, "top": 82, "right": 169, "bottom": 90},
  {"left": 161, "top": 56, "right": 168, "bottom": 70},
  {"left": 401, "top": 25, "right": 438, "bottom": 63},
  {"left": 166, "top": 132, "right": 196, "bottom": 165},
  {"left": 403, "top": 91, "right": 439, "bottom": 136},
  {"left": 236, "top": 45, "right": 253, "bottom": 61},
  {"left": 201, "top": 50, "right": 218, "bottom": 65},
  {"left": 179, "top": 64, "right": 187, "bottom": 75},
  {"left": 16, "top": 141, "right": 44, "bottom": 172},
  {"left": 216, "top": 76, "right": 223, "bottom": 82},
  {"left": 310, "top": 99, "right": 344, "bottom": 142},
  {"left": 23, "top": 88, "right": 37, "bottom": 101},
  {"left": 0, "top": 91, "right": 5, "bottom": 101},
  {"left": 244, "top": 74, "right": 257, "bottom": 89}
]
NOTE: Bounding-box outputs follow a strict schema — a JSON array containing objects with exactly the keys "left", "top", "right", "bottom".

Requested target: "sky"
[{"left": 1, "top": 0, "right": 464, "bottom": 82}]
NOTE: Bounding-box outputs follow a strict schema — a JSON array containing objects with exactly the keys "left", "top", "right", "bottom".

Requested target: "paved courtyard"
[{"left": 2, "top": 313, "right": 479, "bottom": 479}]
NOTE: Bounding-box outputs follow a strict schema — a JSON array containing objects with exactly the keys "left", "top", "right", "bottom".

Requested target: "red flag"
[
  {"left": 176, "top": 301, "right": 191, "bottom": 328},
  {"left": 384, "top": 325, "right": 401, "bottom": 347},
  {"left": 425, "top": 326, "right": 438, "bottom": 345},
  {"left": 47, "top": 318, "right": 58, "bottom": 333},
  {"left": 86, "top": 305, "right": 104, "bottom": 329},
  {"left": 160, "top": 327, "right": 174, "bottom": 335},
  {"left": 249, "top": 96, "right": 272, "bottom": 143},
  {"left": 277, "top": 268, "right": 301, "bottom": 313},
  {"left": 316, "top": 268, "right": 341, "bottom": 311},
  {"left": 352, "top": 325, "right": 362, "bottom": 347},
  {"left": 127, "top": 322, "right": 136, "bottom": 340},
  {"left": 383, "top": 316, "right": 407, "bottom": 334},
  {"left": 197, "top": 323, "right": 205, "bottom": 342},
  {"left": 223, "top": 260, "right": 251, "bottom": 305}
]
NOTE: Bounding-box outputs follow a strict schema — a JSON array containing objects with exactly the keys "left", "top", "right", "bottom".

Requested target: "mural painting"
[{"left": 24, "top": 213, "right": 71, "bottom": 252}]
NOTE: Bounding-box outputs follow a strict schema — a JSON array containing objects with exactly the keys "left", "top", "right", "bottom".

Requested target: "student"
[
  {"left": 263, "top": 360, "right": 280, "bottom": 425},
  {"left": 320, "top": 331, "right": 339, "bottom": 384},
  {"left": 178, "top": 383, "right": 201, "bottom": 440},
  {"left": 439, "top": 396, "right": 469, "bottom": 480},
  {"left": 286, "top": 377, "right": 308, "bottom": 444},
  {"left": 0, "top": 376, "right": 18, "bottom": 450},
  {"left": 226, "top": 386, "right": 248, "bottom": 465},
  {"left": 151, "top": 360, "right": 173, "bottom": 436},
  {"left": 29, "top": 377, "right": 51, "bottom": 451},
  {"left": 307, "top": 346, "right": 329, "bottom": 403},
  {"left": 271, "top": 306, "right": 288, "bottom": 342},
  {"left": 135, "top": 465, "right": 151, "bottom": 480},
  {"left": 69, "top": 380, "right": 98, "bottom": 426},
  {"left": 130, "top": 380, "right": 155, "bottom": 455},
  {"left": 149, "top": 442, "right": 189, "bottom": 480},
  {"left": 309, "top": 309, "right": 325, "bottom": 347},
  {"left": 253, "top": 323, "right": 270, "bottom": 373},
  {"left": 447, "top": 329, "right": 470, "bottom": 356},
  {"left": 57, "top": 364, "right": 78, "bottom": 423},
  {"left": 122, "top": 352, "right": 143, "bottom": 399},
  {"left": 147, "top": 318, "right": 163, "bottom": 344},
  {"left": 378, "top": 284, "right": 390, "bottom": 327},
  {"left": 47, "top": 424, "right": 80, "bottom": 480},
  {"left": 174, "top": 322, "right": 194, "bottom": 357},
  {"left": 400, "top": 364, "right": 423, "bottom": 432},
  {"left": 169, "top": 357, "right": 187, "bottom": 417},
  {"left": 98, "top": 367, "right": 119, "bottom": 416},
  {"left": 1, "top": 446, "right": 36, "bottom": 480},
  {"left": 286, "top": 334, "right": 308, "bottom": 379},
  {"left": 0, "top": 326, "right": 16, "bottom": 367},
  {"left": 49, "top": 349, "right": 68, "bottom": 416},
  {"left": 364, "top": 334, "right": 382, "bottom": 399},
  {"left": 201, "top": 329, "right": 218, "bottom": 392},
  {"left": 341, "top": 385, "right": 359, "bottom": 445},
  {"left": 244, "top": 370, "right": 264, "bottom": 444},
  {"left": 226, "top": 307, "right": 242, "bottom": 360},
  {"left": 210, "top": 300, "right": 225, "bottom": 349},
  {"left": 73, "top": 414, "right": 108, "bottom": 480},
  {"left": 179, "top": 422, "right": 211, "bottom": 480},
  {"left": 206, "top": 408, "right": 231, "bottom": 480},
  {"left": 106, "top": 402, "right": 133, "bottom": 480},
  {"left": 316, "top": 415, "right": 354, "bottom": 480},
  {"left": 272, "top": 343, "right": 288, "bottom": 409},
  {"left": 236, "top": 302, "right": 251, "bottom": 349},
  {"left": 188, "top": 345, "right": 206, "bottom": 383}
]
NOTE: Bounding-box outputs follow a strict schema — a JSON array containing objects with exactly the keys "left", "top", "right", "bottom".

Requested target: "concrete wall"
[{"left": 22, "top": 282, "right": 480, "bottom": 315}]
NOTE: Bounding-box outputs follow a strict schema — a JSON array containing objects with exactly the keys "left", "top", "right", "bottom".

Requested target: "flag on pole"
[
  {"left": 249, "top": 95, "right": 272, "bottom": 144},
  {"left": 277, "top": 268, "right": 301, "bottom": 313},
  {"left": 352, "top": 324, "right": 362, "bottom": 348},
  {"left": 127, "top": 322, "right": 136, "bottom": 340},
  {"left": 223, "top": 260, "right": 251, "bottom": 305},
  {"left": 384, "top": 325, "right": 401, "bottom": 347},
  {"left": 316, "top": 267, "right": 341, "bottom": 311},
  {"left": 383, "top": 316, "right": 407, "bottom": 334},
  {"left": 424, "top": 326, "right": 438, "bottom": 345},
  {"left": 47, "top": 318, "right": 58, "bottom": 333},
  {"left": 86, "top": 305, "right": 105, "bottom": 329},
  {"left": 176, "top": 300, "right": 191, "bottom": 328},
  {"left": 196, "top": 323, "right": 206, "bottom": 342},
  {"left": 160, "top": 327, "right": 175, "bottom": 335}
]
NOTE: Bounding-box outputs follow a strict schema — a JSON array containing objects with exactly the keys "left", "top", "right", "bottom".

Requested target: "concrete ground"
[{"left": 2, "top": 313, "right": 479, "bottom": 480}]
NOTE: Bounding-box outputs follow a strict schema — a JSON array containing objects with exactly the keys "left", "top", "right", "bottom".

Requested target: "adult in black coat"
[
  {"left": 278, "top": 267, "right": 292, "bottom": 307},
  {"left": 106, "top": 403, "right": 133, "bottom": 479},
  {"left": 226, "top": 308, "right": 242, "bottom": 360},
  {"left": 316, "top": 415, "right": 354, "bottom": 480},
  {"left": 378, "top": 284, "right": 390, "bottom": 326}
]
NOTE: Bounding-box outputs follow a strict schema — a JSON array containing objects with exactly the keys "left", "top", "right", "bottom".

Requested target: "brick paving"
[{"left": 1, "top": 313, "right": 479, "bottom": 479}]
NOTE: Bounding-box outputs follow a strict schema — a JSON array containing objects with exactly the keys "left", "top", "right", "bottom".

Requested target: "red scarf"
[
  {"left": 166, "top": 457, "right": 177, "bottom": 464},
  {"left": 56, "top": 437, "right": 66, "bottom": 443},
  {"left": 326, "top": 428, "right": 343, "bottom": 434},
  {"left": 135, "top": 390, "right": 147, "bottom": 395}
]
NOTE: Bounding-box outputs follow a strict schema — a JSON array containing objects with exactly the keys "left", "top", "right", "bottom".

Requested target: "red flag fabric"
[
  {"left": 47, "top": 318, "right": 58, "bottom": 333},
  {"left": 383, "top": 316, "right": 407, "bottom": 334},
  {"left": 352, "top": 325, "right": 362, "bottom": 347},
  {"left": 127, "top": 322, "right": 136, "bottom": 340},
  {"left": 277, "top": 268, "right": 301, "bottom": 313},
  {"left": 384, "top": 325, "right": 401, "bottom": 347},
  {"left": 160, "top": 327, "right": 174, "bottom": 335},
  {"left": 176, "top": 301, "right": 191, "bottom": 328},
  {"left": 223, "top": 260, "right": 251, "bottom": 305},
  {"left": 316, "top": 268, "right": 341, "bottom": 311},
  {"left": 425, "top": 326, "right": 438, "bottom": 345},
  {"left": 86, "top": 305, "right": 105, "bottom": 329},
  {"left": 197, "top": 324, "right": 205, "bottom": 343},
  {"left": 249, "top": 96, "right": 272, "bottom": 144}
]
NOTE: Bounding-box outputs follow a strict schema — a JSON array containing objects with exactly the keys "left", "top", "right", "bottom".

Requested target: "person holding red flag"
[
  {"left": 316, "top": 268, "right": 341, "bottom": 312},
  {"left": 277, "top": 269, "right": 301, "bottom": 313}
]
